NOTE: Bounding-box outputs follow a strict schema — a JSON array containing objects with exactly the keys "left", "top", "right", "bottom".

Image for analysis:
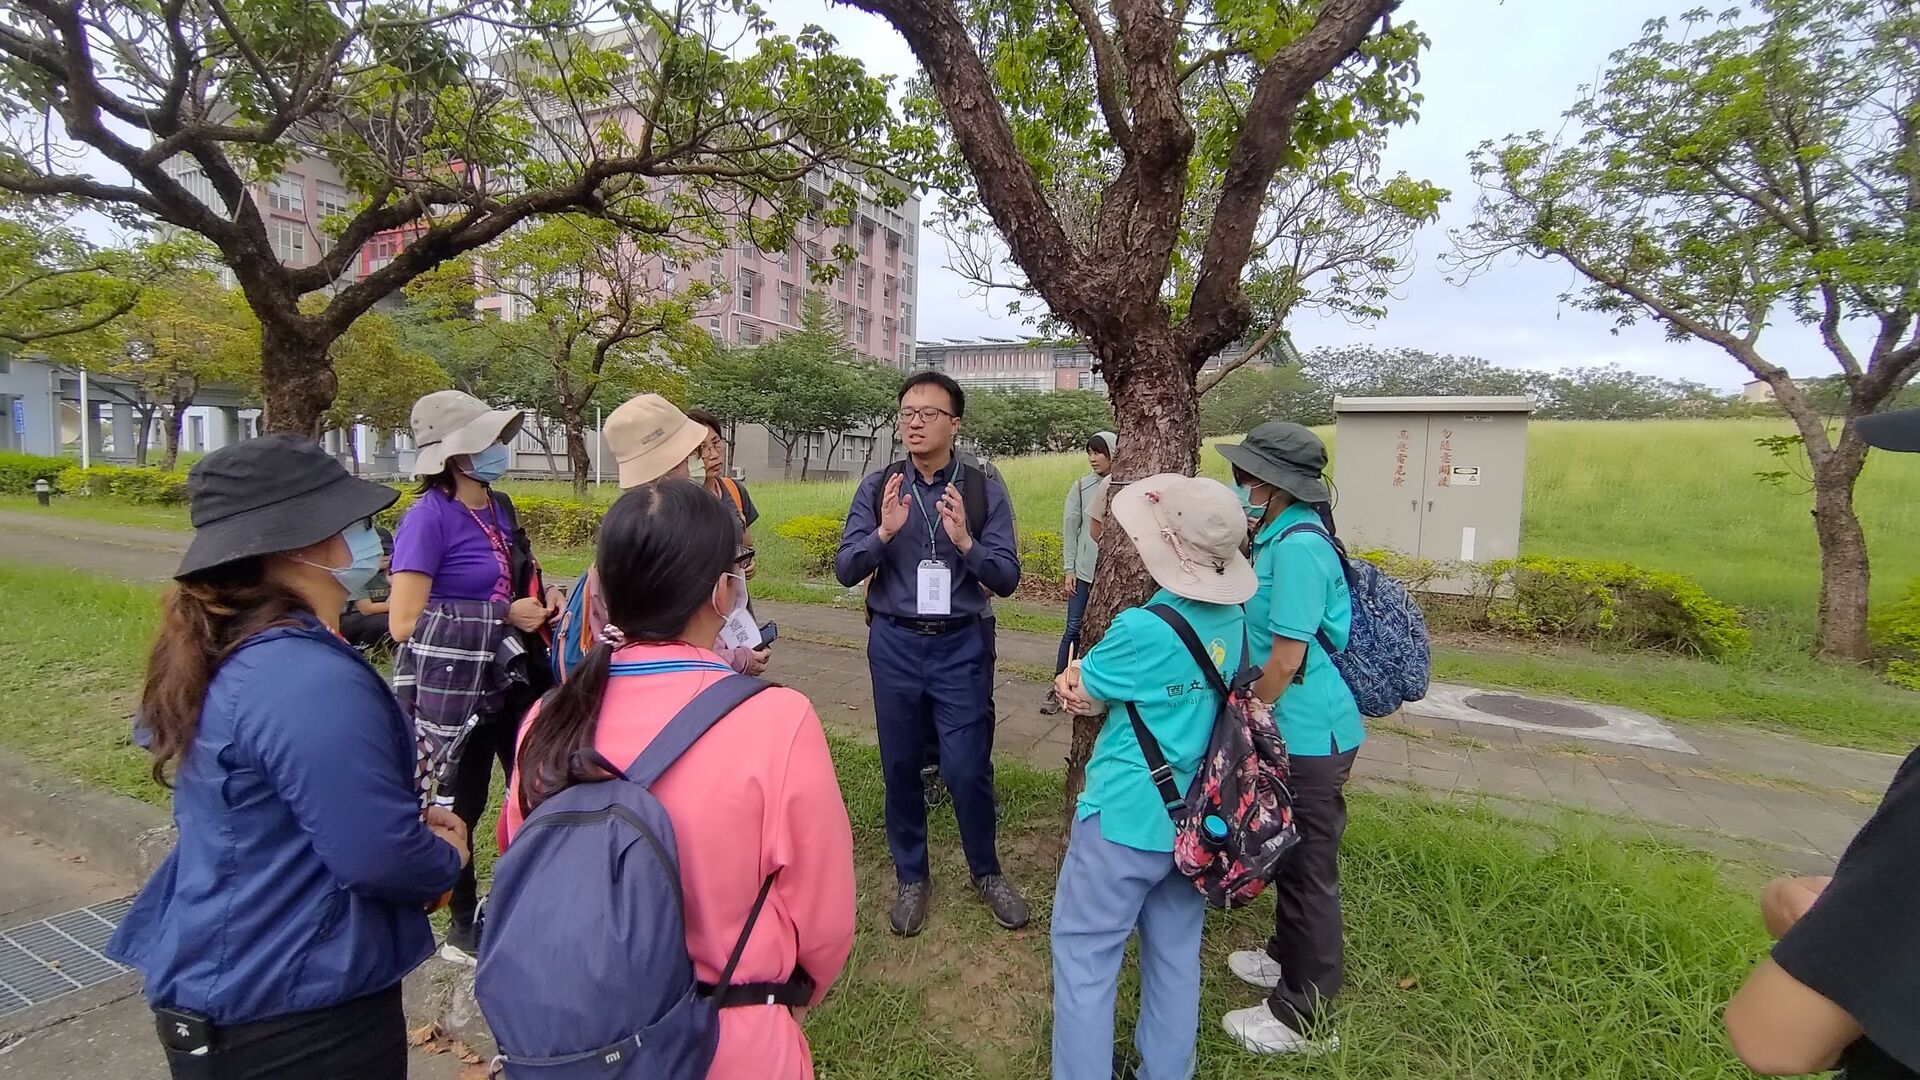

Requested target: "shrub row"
[
  {"left": 1869, "top": 578, "right": 1920, "bottom": 691},
  {"left": 381, "top": 491, "right": 604, "bottom": 549},
  {"left": 57, "top": 465, "right": 191, "bottom": 505},
  {"left": 1351, "top": 549, "right": 1751, "bottom": 660},
  {"left": 0, "top": 451, "right": 71, "bottom": 495}
]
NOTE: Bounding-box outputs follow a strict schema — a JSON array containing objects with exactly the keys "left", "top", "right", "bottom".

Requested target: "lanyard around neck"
[{"left": 906, "top": 460, "right": 961, "bottom": 560}]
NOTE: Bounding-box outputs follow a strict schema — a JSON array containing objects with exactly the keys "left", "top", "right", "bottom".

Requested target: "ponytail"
[
  {"left": 516, "top": 638, "right": 615, "bottom": 817},
  {"left": 141, "top": 559, "right": 309, "bottom": 786}
]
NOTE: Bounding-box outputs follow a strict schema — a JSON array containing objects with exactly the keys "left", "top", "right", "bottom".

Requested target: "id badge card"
[{"left": 916, "top": 559, "right": 951, "bottom": 616}]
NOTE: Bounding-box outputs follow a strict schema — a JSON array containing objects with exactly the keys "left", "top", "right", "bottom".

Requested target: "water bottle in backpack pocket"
[
  {"left": 1277, "top": 522, "right": 1431, "bottom": 718},
  {"left": 473, "top": 675, "right": 813, "bottom": 1078}
]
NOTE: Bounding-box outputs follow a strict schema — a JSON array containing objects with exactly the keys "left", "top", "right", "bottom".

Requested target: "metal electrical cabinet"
[{"left": 1331, "top": 396, "right": 1534, "bottom": 593}]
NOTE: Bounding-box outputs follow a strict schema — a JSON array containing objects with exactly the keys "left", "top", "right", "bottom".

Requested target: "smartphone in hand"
[{"left": 759, "top": 621, "right": 779, "bottom": 646}]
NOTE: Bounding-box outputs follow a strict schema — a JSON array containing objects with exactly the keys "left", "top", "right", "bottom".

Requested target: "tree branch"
[
  {"left": 1061, "top": 0, "right": 1132, "bottom": 150},
  {"left": 1178, "top": 0, "right": 1396, "bottom": 367},
  {"left": 1195, "top": 324, "right": 1279, "bottom": 394}
]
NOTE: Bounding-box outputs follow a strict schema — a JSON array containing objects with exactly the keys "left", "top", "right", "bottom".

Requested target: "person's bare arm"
[
  {"left": 1724, "top": 960, "right": 1862, "bottom": 1075},
  {"left": 1761, "top": 876, "right": 1831, "bottom": 940},
  {"left": 1254, "top": 636, "right": 1308, "bottom": 703},
  {"left": 355, "top": 597, "right": 391, "bottom": 617},
  {"left": 387, "top": 572, "right": 430, "bottom": 643}
]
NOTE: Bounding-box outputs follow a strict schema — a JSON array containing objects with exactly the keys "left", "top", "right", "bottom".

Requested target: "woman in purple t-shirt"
[{"left": 389, "top": 390, "right": 563, "bottom": 964}]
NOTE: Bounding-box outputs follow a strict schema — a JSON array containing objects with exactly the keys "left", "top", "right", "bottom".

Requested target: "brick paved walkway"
[{"left": 755, "top": 601, "right": 1898, "bottom": 874}]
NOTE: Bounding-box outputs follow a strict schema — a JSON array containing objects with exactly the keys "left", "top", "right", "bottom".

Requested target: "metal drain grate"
[
  {"left": 0, "top": 897, "right": 134, "bottom": 1019},
  {"left": 1463, "top": 693, "right": 1607, "bottom": 730}
]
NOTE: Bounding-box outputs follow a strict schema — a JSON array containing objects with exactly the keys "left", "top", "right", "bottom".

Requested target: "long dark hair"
[
  {"left": 141, "top": 559, "right": 310, "bottom": 785},
  {"left": 517, "top": 479, "right": 740, "bottom": 815}
]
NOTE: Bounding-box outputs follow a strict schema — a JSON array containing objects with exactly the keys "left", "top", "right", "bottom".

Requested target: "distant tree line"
[{"left": 1196, "top": 345, "right": 1837, "bottom": 437}]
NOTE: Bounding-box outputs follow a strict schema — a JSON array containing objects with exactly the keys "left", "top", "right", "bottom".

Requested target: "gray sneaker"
[
  {"left": 972, "top": 873, "right": 1030, "bottom": 930},
  {"left": 890, "top": 880, "right": 930, "bottom": 937}
]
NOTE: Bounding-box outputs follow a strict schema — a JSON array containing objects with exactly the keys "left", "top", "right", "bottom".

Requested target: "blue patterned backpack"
[{"left": 1278, "top": 523, "right": 1430, "bottom": 717}]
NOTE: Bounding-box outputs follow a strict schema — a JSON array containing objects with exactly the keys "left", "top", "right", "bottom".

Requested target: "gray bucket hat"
[
  {"left": 1216, "top": 422, "right": 1331, "bottom": 504},
  {"left": 409, "top": 390, "right": 525, "bottom": 478}
]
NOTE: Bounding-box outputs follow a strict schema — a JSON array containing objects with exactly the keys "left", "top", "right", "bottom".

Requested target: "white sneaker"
[
  {"left": 1226, "top": 949, "right": 1284, "bottom": 990},
  {"left": 1220, "top": 1005, "right": 1339, "bottom": 1056}
]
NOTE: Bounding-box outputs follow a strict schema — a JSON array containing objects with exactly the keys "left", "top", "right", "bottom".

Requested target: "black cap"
[
  {"left": 1857, "top": 408, "right": 1920, "bottom": 453},
  {"left": 176, "top": 434, "right": 399, "bottom": 580}
]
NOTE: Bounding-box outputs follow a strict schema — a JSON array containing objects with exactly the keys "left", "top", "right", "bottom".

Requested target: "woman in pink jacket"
[{"left": 502, "top": 479, "right": 855, "bottom": 1079}]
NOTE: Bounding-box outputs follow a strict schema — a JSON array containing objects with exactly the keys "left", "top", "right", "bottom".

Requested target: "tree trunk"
[
  {"left": 1063, "top": 334, "right": 1202, "bottom": 814},
  {"left": 162, "top": 406, "right": 185, "bottom": 471},
  {"left": 564, "top": 412, "right": 591, "bottom": 496},
  {"left": 258, "top": 319, "right": 336, "bottom": 436},
  {"left": 1810, "top": 448, "right": 1873, "bottom": 661},
  {"left": 132, "top": 405, "right": 156, "bottom": 466}
]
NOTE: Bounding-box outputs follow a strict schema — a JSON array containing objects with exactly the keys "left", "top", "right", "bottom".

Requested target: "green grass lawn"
[
  {"left": 16, "top": 417, "right": 1920, "bottom": 750},
  {"left": 0, "top": 559, "right": 1775, "bottom": 1078}
]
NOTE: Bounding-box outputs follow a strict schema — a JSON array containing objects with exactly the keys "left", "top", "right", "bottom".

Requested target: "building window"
[
  {"left": 741, "top": 322, "right": 762, "bottom": 344},
  {"left": 903, "top": 264, "right": 915, "bottom": 295},
  {"left": 168, "top": 163, "right": 218, "bottom": 206},
  {"left": 856, "top": 267, "right": 869, "bottom": 301},
  {"left": 365, "top": 234, "right": 397, "bottom": 271},
  {"left": 902, "top": 302, "right": 913, "bottom": 334},
  {"left": 779, "top": 283, "right": 795, "bottom": 324},
  {"left": 885, "top": 232, "right": 899, "bottom": 267},
  {"left": 899, "top": 342, "right": 913, "bottom": 367},
  {"left": 806, "top": 241, "right": 823, "bottom": 269},
  {"left": 857, "top": 312, "right": 871, "bottom": 346},
  {"left": 883, "top": 274, "right": 895, "bottom": 301},
  {"left": 780, "top": 243, "right": 794, "bottom": 273},
  {"left": 883, "top": 316, "right": 895, "bottom": 354},
  {"left": 860, "top": 223, "right": 874, "bottom": 255},
  {"left": 267, "top": 174, "right": 304, "bottom": 214},
  {"left": 736, "top": 270, "right": 756, "bottom": 314},
  {"left": 314, "top": 181, "right": 349, "bottom": 218},
  {"left": 709, "top": 313, "right": 723, "bottom": 331},
  {"left": 270, "top": 220, "right": 306, "bottom": 264}
]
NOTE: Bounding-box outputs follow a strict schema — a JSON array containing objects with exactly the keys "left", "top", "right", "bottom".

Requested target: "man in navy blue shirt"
[{"left": 836, "top": 371, "right": 1026, "bottom": 936}]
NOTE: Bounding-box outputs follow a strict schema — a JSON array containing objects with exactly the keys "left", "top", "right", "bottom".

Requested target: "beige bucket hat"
[
  {"left": 604, "top": 394, "right": 708, "bottom": 489},
  {"left": 1109, "top": 473, "right": 1257, "bottom": 605},
  {"left": 409, "top": 390, "right": 525, "bottom": 478}
]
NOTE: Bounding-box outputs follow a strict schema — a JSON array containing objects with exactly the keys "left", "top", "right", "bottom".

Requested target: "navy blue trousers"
[{"left": 869, "top": 616, "right": 1000, "bottom": 882}]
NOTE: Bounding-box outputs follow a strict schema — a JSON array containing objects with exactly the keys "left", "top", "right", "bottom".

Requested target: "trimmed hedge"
[
  {"left": 773, "top": 514, "right": 845, "bottom": 575},
  {"left": 57, "top": 465, "right": 191, "bottom": 505},
  {"left": 382, "top": 491, "right": 602, "bottom": 549},
  {"left": 1477, "top": 555, "right": 1750, "bottom": 659},
  {"left": 0, "top": 451, "right": 70, "bottom": 495},
  {"left": 1869, "top": 577, "right": 1920, "bottom": 691}
]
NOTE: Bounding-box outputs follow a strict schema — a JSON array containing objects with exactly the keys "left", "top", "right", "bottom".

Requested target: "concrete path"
[
  {"left": 0, "top": 507, "right": 1900, "bottom": 873},
  {"left": 0, "top": 830, "right": 467, "bottom": 1079}
]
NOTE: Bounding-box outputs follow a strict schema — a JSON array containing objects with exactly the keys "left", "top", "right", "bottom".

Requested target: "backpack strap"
[
  {"left": 1123, "top": 701, "right": 1187, "bottom": 820},
  {"left": 1273, "top": 523, "right": 1347, "bottom": 657},
  {"left": 718, "top": 476, "right": 746, "bottom": 517},
  {"left": 698, "top": 872, "right": 817, "bottom": 1008},
  {"left": 621, "top": 674, "right": 771, "bottom": 788}
]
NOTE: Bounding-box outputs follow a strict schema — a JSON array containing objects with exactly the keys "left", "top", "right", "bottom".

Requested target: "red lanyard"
[{"left": 462, "top": 501, "right": 512, "bottom": 599}]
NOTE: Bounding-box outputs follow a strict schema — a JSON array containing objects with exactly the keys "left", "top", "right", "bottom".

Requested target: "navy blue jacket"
[
  {"left": 108, "top": 617, "right": 462, "bottom": 1025},
  {"left": 834, "top": 456, "right": 1020, "bottom": 619}
]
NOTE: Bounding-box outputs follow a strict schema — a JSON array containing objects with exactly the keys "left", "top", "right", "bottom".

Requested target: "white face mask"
[
  {"left": 687, "top": 453, "right": 707, "bottom": 482},
  {"left": 711, "top": 570, "right": 747, "bottom": 622}
]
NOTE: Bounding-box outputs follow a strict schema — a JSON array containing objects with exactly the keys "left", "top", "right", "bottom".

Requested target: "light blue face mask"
[
  {"left": 307, "top": 520, "right": 383, "bottom": 599},
  {"left": 462, "top": 443, "right": 510, "bottom": 484},
  {"left": 1235, "top": 481, "right": 1269, "bottom": 523}
]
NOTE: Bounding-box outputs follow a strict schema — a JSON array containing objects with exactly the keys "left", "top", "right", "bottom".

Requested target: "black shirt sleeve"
[
  {"left": 1771, "top": 747, "right": 1920, "bottom": 1076},
  {"left": 735, "top": 479, "right": 760, "bottom": 529}
]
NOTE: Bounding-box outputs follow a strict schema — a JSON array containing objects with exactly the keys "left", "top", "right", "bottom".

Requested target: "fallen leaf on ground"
[
  {"left": 407, "top": 1023, "right": 443, "bottom": 1048},
  {"left": 455, "top": 1044, "right": 483, "bottom": 1065},
  {"left": 459, "top": 1064, "right": 490, "bottom": 1080},
  {"left": 1398, "top": 975, "right": 1419, "bottom": 990}
]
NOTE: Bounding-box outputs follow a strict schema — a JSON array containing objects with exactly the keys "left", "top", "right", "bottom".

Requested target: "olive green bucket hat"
[{"left": 1216, "top": 422, "right": 1331, "bottom": 504}]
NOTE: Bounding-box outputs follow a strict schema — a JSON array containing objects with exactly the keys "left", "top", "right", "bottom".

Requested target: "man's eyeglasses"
[
  {"left": 898, "top": 406, "right": 953, "bottom": 425},
  {"left": 734, "top": 548, "right": 755, "bottom": 569}
]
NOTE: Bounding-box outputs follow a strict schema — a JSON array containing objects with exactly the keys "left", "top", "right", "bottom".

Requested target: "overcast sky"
[{"left": 766, "top": 0, "right": 1832, "bottom": 392}]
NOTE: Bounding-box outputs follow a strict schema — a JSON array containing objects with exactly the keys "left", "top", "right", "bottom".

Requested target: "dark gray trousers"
[{"left": 1264, "top": 748, "right": 1358, "bottom": 1030}]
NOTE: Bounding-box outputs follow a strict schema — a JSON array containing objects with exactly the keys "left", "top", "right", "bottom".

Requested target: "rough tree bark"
[{"left": 839, "top": 0, "right": 1400, "bottom": 812}]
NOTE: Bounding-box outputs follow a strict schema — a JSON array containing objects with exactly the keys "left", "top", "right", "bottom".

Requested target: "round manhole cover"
[{"left": 1462, "top": 693, "right": 1607, "bottom": 729}]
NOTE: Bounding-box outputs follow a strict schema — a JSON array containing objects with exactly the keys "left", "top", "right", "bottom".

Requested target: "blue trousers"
[
  {"left": 1054, "top": 577, "right": 1093, "bottom": 674},
  {"left": 868, "top": 616, "right": 999, "bottom": 882},
  {"left": 1051, "top": 814, "right": 1205, "bottom": 1080}
]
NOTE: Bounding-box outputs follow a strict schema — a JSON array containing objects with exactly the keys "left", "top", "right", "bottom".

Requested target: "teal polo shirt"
[
  {"left": 1246, "top": 503, "right": 1364, "bottom": 756},
  {"left": 1075, "top": 590, "right": 1249, "bottom": 853}
]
